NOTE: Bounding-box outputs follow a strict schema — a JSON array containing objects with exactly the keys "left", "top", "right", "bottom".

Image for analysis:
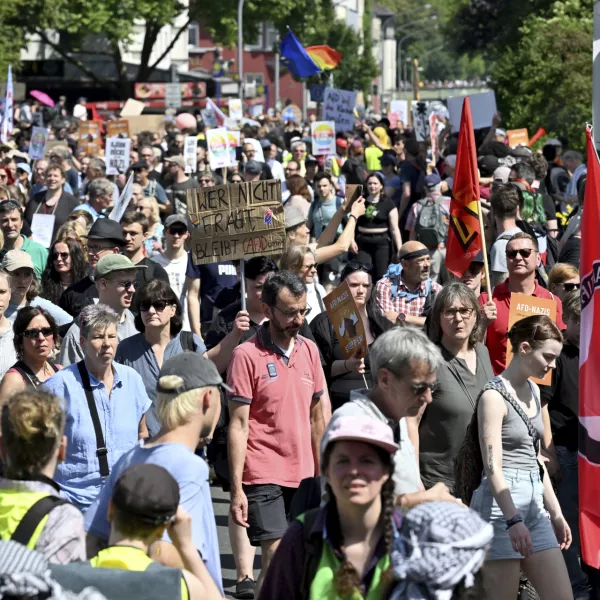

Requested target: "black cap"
[
  {"left": 471, "top": 250, "right": 485, "bottom": 264},
  {"left": 164, "top": 214, "right": 188, "bottom": 229},
  {"left": 85, "top": 218, "right": 125, "bottom": 245},
  {"left": 158, "top": 352, "right": 233, "bottom": 395},
  {"left": 130, "top": 161, "right": 150, "bottom": 171},
  {"left": 112, "top": 464, "right": 180, "bottom": 526}
]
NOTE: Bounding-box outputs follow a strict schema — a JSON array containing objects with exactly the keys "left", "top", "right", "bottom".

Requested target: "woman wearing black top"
[
  {"left": 355, "top": 172, "right": 402, "bottom": 280},
  {"left": 310, "top": 261, "right": 389, "bottom": 411}
]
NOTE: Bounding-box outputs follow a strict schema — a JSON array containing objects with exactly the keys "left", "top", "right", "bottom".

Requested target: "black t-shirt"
[
  {"left": 541, "top": 342, "right": 579, "bottom": 451},
  {"left": 399, "top": 160, "right": 424, "bottom": 205},
  {"left": 166, "top": 178, "right": 201, "bottom": 215},
  {"left": 65, "top": 168, "right": 79, "bottom": 195},
  {"left": 356, "top": 196, "right": 396, "bottom": 230},
  {"left": 25, "top": 190, "right": 79, "bottom": 243},
  {"left": 558, "top": 236, "right": 580, "bottom": 269}
]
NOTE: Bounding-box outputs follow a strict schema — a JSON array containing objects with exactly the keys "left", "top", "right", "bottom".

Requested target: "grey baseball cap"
[
  {"left": 244, "top": 160, "right": 263, "bottom": 175},
  {"left": 157, "top": 352, "right": 233, "bottom": 394},
  {"left": 164, "top": 214, "right": 188, "bottom": 229},
  {"left": 284, "top": 205, "right": 307, "bottom": 230}
]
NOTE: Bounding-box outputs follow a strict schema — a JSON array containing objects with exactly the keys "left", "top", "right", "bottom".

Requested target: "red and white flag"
[
  {"left": 579, "top": 124, "right": 600, "bottom": 568},
  {"left": 206, "top": 97, "right": 226, "bottom": 127}
]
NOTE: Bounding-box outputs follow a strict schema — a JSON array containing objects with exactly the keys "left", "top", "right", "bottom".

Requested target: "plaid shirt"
[{"left": 375, "top": 276, "right": 442, "bottom": 318}]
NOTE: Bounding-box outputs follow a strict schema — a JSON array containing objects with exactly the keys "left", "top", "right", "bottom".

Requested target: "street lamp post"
[
  {"left": 237, "top": 0, "right": 245, "bottom": 101},
  {"left": 396, "top": 15, "right": 437, "bottom": 91}
]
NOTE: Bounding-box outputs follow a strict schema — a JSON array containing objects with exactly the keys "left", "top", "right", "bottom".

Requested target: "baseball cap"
[
  {"left": 493, "top": 166, "right": 511, "bottom": 183},
  {"left": 130, "top": 161, "right": 150, "bottom": 171},
  {"left": 158, "top": 352, "right": 233, "bottom": 394},
  {"left": 244, "top": 160, "right": 263, "bottom": 175},
  {"left": 424, "top": 172, "right": 441, "bottom": 188},
  {"left": 320, "top": 415, "right": 399, "bottom": 464},
  {"left": 85, "top": 218, "right": 125, "bottom": 245},
  {"left": 3, "top": 250, "right": 34, "bottom": 272},
  {"left": 380, "top": 152, "right": 397, "bottom": 167},
  {"left": 165, "top": 214, "right": 188, "bottom": 229},
  {"left": 16, "top": 163, "right": 31, "bottom": 175},
  {"left": 304, "top": 154, "right": 318, "bottom": 166},
  {"left": 94, "top": 254, "right": 147, "bottom": 279},
  {"left": 112, "top": 464, "right": 179, "bottom": 526},
  {"left": 284, "top": 205, "right": 307, "bottom": 230},
  {"left": 478, "top": 155, "right": 500, "bottom": 177},
  {"left": 471, "top": 250, "right": 485, "bottom": 264},
  {"left": 496, "top": 128, "right": 507, "bottom": 137},
  {"left": 164, "top": 155, "right": 185, "bottom": 169},
  {"left": 259, "top": 138, "right": 271, "bottom": 150}
]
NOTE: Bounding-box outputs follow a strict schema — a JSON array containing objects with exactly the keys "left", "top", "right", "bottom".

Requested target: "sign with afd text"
[
  {"left": 325, "top": 280, "right": 368, "bottom": 359},
  {"left": 105, "top": 137, "right": 131, "bottom": 175},
  {"left": 323, "top": 88, "right": 357, "bottom": 132},
  {"left": 507, "top": 292, "right": 558, "bottom": 385},
  {"left": 186, "top": 179, "right": 286, "bottom": 265},
  {"left": 507, "top": 129, "right": 529, "bottom": 148}
]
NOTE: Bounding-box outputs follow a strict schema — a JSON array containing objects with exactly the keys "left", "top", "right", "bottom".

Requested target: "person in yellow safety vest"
[
  {"left": 258, "top": 415, "right": 402, "bottom": 599},
  {"left": 0, "top": 389, "right": 86, "bottom": 563},
  {"left": 89, "top": 463, "right": 223, "bottom": 600}
]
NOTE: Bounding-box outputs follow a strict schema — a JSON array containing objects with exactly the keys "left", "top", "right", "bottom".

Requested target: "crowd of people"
[{"left": 0, "top": 99, "right": 593, "bottom": 600}]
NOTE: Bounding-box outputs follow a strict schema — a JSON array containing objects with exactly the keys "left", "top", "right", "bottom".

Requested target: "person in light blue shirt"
[
  {"left": 43, "top": 304, "right": 151, "bottom": 512},
  {"left": 72, "top": 177, "right": 115, "bottom": 222},
  {"left": 85, "top": 352, "right": 227, "bottom": 593}
]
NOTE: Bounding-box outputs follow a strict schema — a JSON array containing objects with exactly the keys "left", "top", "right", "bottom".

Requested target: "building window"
[
  {"left": 188, "top": 23, "right": 199, "bottom": 48},
  {"left": 265, "top": 23, "right": 278, "bottom": 51},
  {"left": 245, "top": 73, "right": 264, "bottom": 85},
  {"left": 245, "top": 25, "right": 264, "bottom": 51}
]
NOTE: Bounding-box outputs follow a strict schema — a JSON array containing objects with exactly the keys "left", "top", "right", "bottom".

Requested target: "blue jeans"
[{"left": 556, "top": 446, "right": 590, "bottom": 597}]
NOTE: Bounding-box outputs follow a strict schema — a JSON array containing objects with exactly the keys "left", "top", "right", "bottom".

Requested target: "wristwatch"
[
  {"left": 396, "top": 313, "right": 406, "bottom": 325},
  {"left": 505, "top": 514, "right": 524, "bottom": 530}
]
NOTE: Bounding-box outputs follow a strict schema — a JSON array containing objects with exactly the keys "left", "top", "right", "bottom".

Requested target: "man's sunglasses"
[
  {"left": 140, "top": 300, "right": 171, "bottom": 312},
  {"left": 409, "top": 381, "right": 440, "bottom": 396},
  {"left": 22, "top": 327, "right": 54, "bottom": 339},
  {"left": 114, "top": 280, "right": 139, "bottom": 290},
  {"left": 506, "top": 248, "right": 536, "bottom": 260},
  {"left": 167, "top": 226, "right": 188, "bottom": 236}
]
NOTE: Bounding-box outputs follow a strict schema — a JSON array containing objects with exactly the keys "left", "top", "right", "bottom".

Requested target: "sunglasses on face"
[
  {"left": 561, "top": 282, "right": 580, "bottom": 291},
  {"left": 53, "top": 251, "right": 69, "bottom": 261},
  {"left": 408, "top": 381, "right": 440, "bottom": 396},
  {"left": 140, "top": 300, "right": 170, "bottom": 312},
  {"left": 22, "top": 327, "right": 54, "bottom": 339},
  {"left": 114, "top": 279, "right": 139, "bottom": 290},
  {"left": 167, "top": 226, "right": 187, "bottom": 236},
  {"left": 506, "top": 248, "right": 535, "bottom": 260}
]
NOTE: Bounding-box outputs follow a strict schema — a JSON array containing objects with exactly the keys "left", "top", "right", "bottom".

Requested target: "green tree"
[{"left": 490, "top": 0, "right": 591, "bottom": 150}]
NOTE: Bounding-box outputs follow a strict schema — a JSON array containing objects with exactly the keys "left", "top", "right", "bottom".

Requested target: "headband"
[{"left": 400, "top": 249, "right": 429, "bottom": 261}]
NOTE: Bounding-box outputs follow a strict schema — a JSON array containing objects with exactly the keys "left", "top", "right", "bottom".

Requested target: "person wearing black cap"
[
  {"left": 164, "top": 155, "right": 200, "bottom": 216},
  {"left": 242, "top": 160, "right": 263, "bottom": 183},
  {"left": 130, "top": 160, "right": 168, "bottom": 207},
  {"left": 58, "top": 218, "right": 124, "bottom": 318},
  {"left": 85, "top": 354, "right": 226, "bottom": 595},
  {"left": 79, "top": 464, "right": 222, "bottom": 600}
]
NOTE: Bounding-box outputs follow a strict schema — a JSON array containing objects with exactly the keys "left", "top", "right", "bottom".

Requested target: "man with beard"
[
  {"left": 84, "top": 353, "right": 225, "bottom": 594},
  {"left": 227, "top": 271, "right": 327, "bottom": 595}
]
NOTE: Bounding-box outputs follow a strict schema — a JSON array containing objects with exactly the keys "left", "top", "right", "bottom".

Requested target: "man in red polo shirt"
[
  {"left": 480, "top": 231, "right": 565, "bottom": 374},
  {"left": 227, "top": 271, "right": 327, "bottom": 594}
]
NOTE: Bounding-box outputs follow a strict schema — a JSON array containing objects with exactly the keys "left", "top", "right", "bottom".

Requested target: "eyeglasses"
[
  {"left": 167, "top": 226, "right": 188, "bottom": 236},
  {"left": 22, "top": 327, "right": 54, "bottom": 339},
  {"left": 140, "top": 300, "right": 170, "bottom": 312},
  {"left": 87, "top": 245, "right": 113, "bottom": 255},
  {"left": 506, "top": 248, "right": 535, "bottom": 260},
  {"left": 113, "top": 279, "right": 139, "bottom": 290},
  {"left": 272, "top": 304, "right": 311, "bottom": 319},
  {"left": 408, "top": 381, "right": 440, "bottom": 396},
  {"left": 560, "top": 282, "right": 580, "bottom": 291},
  {"left": 442, "top": 307, "right": 475, "bottom": 320},
  {"left": 53, "top": 251, "right": 69, "bottom": 261},
  {"left": 303, "top": 262, "right": 317, "bottom": 271},
  {"left": 199, "top": 178, "right": 214, "bottom": 184}
]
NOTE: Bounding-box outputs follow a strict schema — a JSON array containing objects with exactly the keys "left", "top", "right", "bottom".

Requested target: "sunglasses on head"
[
  {"left": 53, "top": 251, "right": 69, "bottom": 261},
  {"left": 140, "top": 300, "right": 170, "bottom": 312},
  {"left": 22, "top": 327, "right": 54, "bottom": 339},
  {"left": 506, "top": 248, "right": 535, "bottom": 260},
  {"left": 561, "top": 282, "right": 580, "bottom": 291},
  {"left": 346, "top": 260, "right": 373, "bottom": 272}
]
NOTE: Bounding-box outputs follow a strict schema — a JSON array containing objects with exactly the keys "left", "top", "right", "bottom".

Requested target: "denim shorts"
[{"left": 470, "top": 467, "right": 558, "bottom": 560}]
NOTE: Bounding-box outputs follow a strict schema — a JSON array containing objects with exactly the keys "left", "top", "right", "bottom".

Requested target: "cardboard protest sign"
[
  {"left": 507, "top": 129, "right": 529, "bottom": 148},
  {"left": 228, "top": 98, "right": 243, "bottom": 121},
  {"left": 184, "top": 136, "right": 197, "bottom": 173},
  {"left": 249, "top": 104, "right": 264, "bottom": 118},
  {"left": 105, "top": 137, "right": 131, "bottom": 175},
  {"left": 412, "top": 101, "right": 430, "bottom": 142},
  {"left": 109, "top": 173, "right": 134, "bottom": 222},
  {"left": 447, "top": 91, "right": 497, "bottom": 132},
  {"left": 127, "top": 115, "right": 165, "bottom": 136},
  {"left": 165, "top": 83, "right": 182, "bottom": 109},
  {"left": 389, "top": 100, "right": 409, "bottom": 126},
  {"left": 507, "top": 292, "right": 558, "bottom": 385},
  {"left": 324, "top": 280, "right": 368, "bottom": 359},
  {"left": 311, "top": 121, "right": 336, "bottom": 156},
  {"left": 44, "top": 141, "right": 69, "bottom": 158},
  {"left": 343, "top": 184, "right": 363, "bottom": 211},
  {"left": 206, "top": 128, "right": 232, "bottom": 170},
  {"left": 29, "top": 127, "right": 49, "bottom": 160},
  {"left": 323, "top": 88, "right": 357, "bottom": 132},
  {"left": 227, "top": 130, "right": 241, "bottom": 165},
  {"left": 106, "top": 119, "right": 130, "bottom": 138},
  {"left": 77, "top": 121, "right": 101, "bottom": 149},
  {"left": 120, "top": 98, "right": 145, "bottom": 117},
  {"left": 186, "top": 179, "right": 286, "bottom": 265}
]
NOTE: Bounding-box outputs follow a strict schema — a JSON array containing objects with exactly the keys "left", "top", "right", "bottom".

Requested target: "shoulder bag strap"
[
  {"left": 76, "top": 360, "right": 109, "bottom": 477},
  {"left": 12, "top": 360, "right": 41, "bottom": 388},
  {"left": 314, "top": 285, "right": 326, "bottom": 313},
  {"left": 11, "top": 496, "right": 68, "bottom": 546},
  {"left": 445, "top": 359, "right": 476, "bottom": 410}
]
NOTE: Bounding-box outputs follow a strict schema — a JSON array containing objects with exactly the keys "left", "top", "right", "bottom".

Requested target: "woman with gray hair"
[
  {"left": 43, "top": 303, "right": 151, "bottom": 512},
  {"left": 407, "top": 283, "right": 493, "bottom": 494}
]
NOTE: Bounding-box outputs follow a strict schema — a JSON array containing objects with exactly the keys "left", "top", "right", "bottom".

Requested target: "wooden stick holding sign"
[{"left": 324, "top": 280, "right": 369, "bottom": 388}]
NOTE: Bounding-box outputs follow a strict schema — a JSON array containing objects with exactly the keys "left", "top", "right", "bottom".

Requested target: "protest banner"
[
  {"left": 165, "top": 83, "right": 182, "bottom": 110},
  {"left": 201, "top": 107, "right": 219, "bottom": 128},
  {"left": 507, "top": 292, "right": 558, "bottom": 385},
  {"left": 127, "top": 115, "right": 165, "bottom": 136},
  {"left": 228, "top": 98, "right": 243, "bottom": 120},
  {"left": 447, "top": 90, "right": 497, "bottom": 131},
  {"left": 186, "top": 179, "right": 286, "bottom": 265},
  {"left": 227, "top": 130, "right": 241, "bottom": 165},
  {"left": 389, "top": 100, "right": 409, "bottom": 127},
  {"left": 507, "top": 128, "right": 529, "bottom": 148},
  {"left": 412, "top": 101, "right": 430, "bottom": 142},
  {"left": 44, "top": 141, "right": 69, "bottom": 158},
  {"left": 105, "top": 137, "right": 131, "bottom": 175},
  {"left": 206, "top": 128, "right": 232, "bottom": 170},
  {"left": 323, "top": 88, "right": 356, "bottom": 132},
  {"left": 311, "top": 121, "right": 336, "bottom": 156},
  {"left": 429, "top": 112, "right": 440, "bottom": 161},
  {"left": 106, "top": 119, "right": 130, "bottom": 138},
  {"left": 28, "top": 127, "right": 48, "bottom": 160},
  {"left": 184, "top": 136, "right": 197, "bottom": 173},
  {"left": 109, "top": 173, "right": 134, "bottom": 222},
  {"left": 324, "top": 280, "right": 368, "bottom": 360},
  {"left": 120, "top": 98, "right": 145, "bottom": 117},
  {"left": 77, "top": 121, "right": 101, "bottom": 149}
]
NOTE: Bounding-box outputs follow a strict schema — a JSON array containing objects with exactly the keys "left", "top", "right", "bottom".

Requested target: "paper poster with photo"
[
  {"left": 507, "top": 129, "right": 529, "bottom": 148},
  {"left": 29, "top": 127, "right": 49, "bottom": 160},
  {"left": 206, "top": 128, "right": 232, "bottom": 170},
  {"left": 228, "top": 98, "right": 243, "bottom": 121},
  {"left": 106, "top": 119, "right": 130, "bottom": 138},
  {"left": 411, "top": 101, "right": 430, "bottom": 142},
  {"left": 105, "top": 137, "right": 131, "bottom": 175},
  {"left": 227, "top": 130, "right": 241, "bottom": 165},
  {"left": 389, "top": 100, "right": 408, "bottom": 126},
  {"left": 324, "top": 280, "right": 368, "bottom": 359},
  {"left": 184, "top": 136, "right": 197, "bottom": 173},
  {"left": 201, "top": 108, "right": 219, "bottom": 129},
  {"left": 244, "top": 138, "right": 265, "bottom": 162},
  {"left": 507, "top": 293, "right": 558, "bottom": 385},
  {"left": 77, "top": 121, "right": 101, "bottom": 149},
  {"left": 311, "top": 121, "right": 336, "bottom": 156},
  {"left": 323, "top": 88, "right": 356, "bottom": 132}
]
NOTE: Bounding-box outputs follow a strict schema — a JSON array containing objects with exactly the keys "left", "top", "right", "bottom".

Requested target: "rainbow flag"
[{"left": 305, "top": 46, "right": 342, "bottom": 70}]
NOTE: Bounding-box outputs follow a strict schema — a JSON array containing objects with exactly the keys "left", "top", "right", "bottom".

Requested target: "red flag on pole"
[
  {"left": 445, "top": 98, "right": 483, "bottom": 278},
  {"left": 579, "top": 124, "right": 600, "bottom": 568}
]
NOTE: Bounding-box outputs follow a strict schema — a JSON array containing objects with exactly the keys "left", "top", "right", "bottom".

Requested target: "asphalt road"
[{"left": 211, "top": 483, "right": 262, "bottom": 599}]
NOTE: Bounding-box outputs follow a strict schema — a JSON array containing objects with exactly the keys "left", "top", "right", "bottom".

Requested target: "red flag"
[
  {"left": 579, "top": 125, "right": 600, "bottom": 568},
  {"left": 445, "top": 97, "right": 482, "bottom": 277}
]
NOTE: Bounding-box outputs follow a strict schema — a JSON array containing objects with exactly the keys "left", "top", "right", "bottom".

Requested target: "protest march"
[{"left": 0, "top": 13, "right": 598, "bottom": 600}]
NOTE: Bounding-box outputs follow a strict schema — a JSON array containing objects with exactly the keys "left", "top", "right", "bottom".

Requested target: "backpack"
[{"left": 414, "top": 196, "right": 447, "bottom": 248}]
